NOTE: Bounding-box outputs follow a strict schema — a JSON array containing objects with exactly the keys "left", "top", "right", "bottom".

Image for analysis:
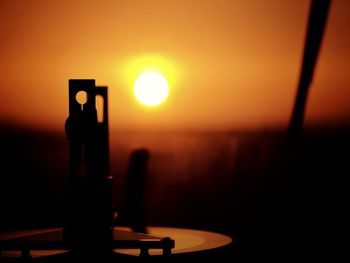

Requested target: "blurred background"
[{"left": 1, "top": 0, "right": 349, "bottom": 260}]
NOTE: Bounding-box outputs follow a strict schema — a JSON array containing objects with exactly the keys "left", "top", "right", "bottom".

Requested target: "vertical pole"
[{"left": 288, "top": 0, "right": 331, "bottom": 142}]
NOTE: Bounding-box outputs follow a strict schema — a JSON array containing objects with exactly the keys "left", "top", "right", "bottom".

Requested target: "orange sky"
[{"left": 0, "top": 0, "right": 349, "bottom": 132}]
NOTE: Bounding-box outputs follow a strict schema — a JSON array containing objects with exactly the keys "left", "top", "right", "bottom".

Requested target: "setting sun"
[{"left": 134, "top": 71, "right": 169, "bottom": 107}]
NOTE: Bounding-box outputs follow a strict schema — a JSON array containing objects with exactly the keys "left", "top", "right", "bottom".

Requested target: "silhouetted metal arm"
[{"left": 288, "top": 0, "right": 331, "bottom": 142}]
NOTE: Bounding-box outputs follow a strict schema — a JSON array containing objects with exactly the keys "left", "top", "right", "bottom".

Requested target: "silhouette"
[
  {"left": 0, "top": 1, "right": 337, "bottom": 261},
  {"left": 288, "top": 0, "right": 331, "bottom": 141},
  {"left": 117, "top": 148, "right": 151, "bottom": 234},
  {"left": 0, "top": 80, "right": 174, "bottom": 262},
  {"left": 64, "top": 79, "right": 113, "bottom": 256},
  {"left": 63, "top": 80, "right": 173, "bottom": 258}
]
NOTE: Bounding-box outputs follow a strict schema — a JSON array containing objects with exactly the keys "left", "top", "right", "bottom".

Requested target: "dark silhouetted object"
[
  {"left": 64, "top": 79, "right": 113, "bottom": 256},
  {"left": 119, "top": 148, "right": 151, "bottom": 234},
  {"left": 288, "top": 0, "right": 331, "bottom": 142},
  {"left": 0, "top": 80, "right": 175, "bottom": 261}
]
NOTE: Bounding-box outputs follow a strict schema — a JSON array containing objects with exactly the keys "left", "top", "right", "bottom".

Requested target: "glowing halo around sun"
[
  {"left": 134, "top": 71, "right": 169, "bottom": 107},
  {"left": 118, "top": 54, "right": 179, "bottom": 108}
]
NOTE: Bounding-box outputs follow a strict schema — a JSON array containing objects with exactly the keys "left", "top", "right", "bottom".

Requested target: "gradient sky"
[{"left": 0, "top": 0, "right": 349, "bottom": 131}]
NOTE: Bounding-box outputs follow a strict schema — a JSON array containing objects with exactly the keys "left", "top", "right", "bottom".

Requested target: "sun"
[{"left": 134, "top": 71, "right": 169, "bottom": 107}]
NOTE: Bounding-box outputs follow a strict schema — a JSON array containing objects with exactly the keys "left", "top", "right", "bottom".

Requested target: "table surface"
[{"left": 0, "top": 226, "right": 234, "bottom": 258}]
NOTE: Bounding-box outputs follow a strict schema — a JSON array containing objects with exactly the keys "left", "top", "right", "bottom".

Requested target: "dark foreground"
[{"left": 0, "top": 123, "right": 348, "bottom": 261}]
